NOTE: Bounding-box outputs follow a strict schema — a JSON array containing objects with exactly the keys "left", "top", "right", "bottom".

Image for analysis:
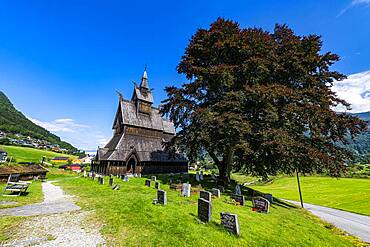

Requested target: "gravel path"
[
  {"left": 286, "top": 200, "right": 370, "bottom": 243},
  {"left": 0, "top": 181, "right": 105, "bottom": 246}
]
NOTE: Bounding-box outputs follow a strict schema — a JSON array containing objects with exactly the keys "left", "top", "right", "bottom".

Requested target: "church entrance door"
[{"left": 127, "top": 157, "right": 136, "bottom": 174}]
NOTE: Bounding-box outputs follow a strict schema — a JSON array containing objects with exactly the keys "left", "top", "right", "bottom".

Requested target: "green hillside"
[
  {"left": 0, "top": 91, "right": 76, "bottom": 151},
  {"left": 0, "top": 145, "right": 76, "bottom": 163}
]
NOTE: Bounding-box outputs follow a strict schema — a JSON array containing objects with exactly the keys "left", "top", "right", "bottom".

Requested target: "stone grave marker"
[
  {"left": 264, "top": 194, "right": 273, "bottom": 204},
  {"left": 195, "top": 172, "right": 200, "bottom": 182},
  {"left": 182, "top": 183, "right": 191, "bottom": 197},
  {"left": 88, "top": 172, "right": 92, "bottom": 178},
  {"left": 199, "top": 171, "right": 204, "bottom": 181},
  {"left": 109, "top": 177, "right": 114, "bottom": 187},
  {"left": 218, "top": 186, "right": 225, "bottom": 193},
  {"left": 232, "top": 194, "right": 245, "bottom": 206},
  {"left": 157, "top": 189, "right": 167, "bottom": 205},
  {"left": 123, "top": 175, "right": 129, "bottom": 182},
  {"left": 99, "top": 177, "right": 104, "bottom": 185},
  {"left": 169, "top": 178, "right": 173, "bottom": 184},
  {"left": 220, "top": 212, "right": 240, "bottom": 235},
  {"left": 200, "top": 190, "right": 212, "bottom": 202},
  {"left": 198, "top": 198, "right": 212, "bottom": 223},
  {"left": 211, "top": 174, "right": 216, "bottom": 180},
  {"left": 145, "top": 179, "right": 152, "bottom": 187},
  {"left": 152, "top": 176, "right": 156, "bottom": 181},
  {"left": 83, "top": 170, "right": 87, "bottom": 177},
  {"left": 211, "top": 188, "right": 220, "bottom": 198},
  {"left": 155, "top": 181, "right": 160, "bottom": 190},
  {"left": 138, "top": 173, "right": 142, "bottom": 178},
  {"left": 235, "top": 184, "right": 242, "bottom": 195},
  {"left": 112, "top": 184, "right": 120, "bottom": 190},
  {"left": 92, "top": 173, "right": 96, "bottom": 180},
  {"left": 252, "top": 196, "right": 270, "bottom": 213}
]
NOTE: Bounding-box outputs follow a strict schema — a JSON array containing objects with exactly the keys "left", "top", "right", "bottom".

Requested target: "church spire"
[{"left": 140, "top": 66, "right": 149, "bottom": 89}]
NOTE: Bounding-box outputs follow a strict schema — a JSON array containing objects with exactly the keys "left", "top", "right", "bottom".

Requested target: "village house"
[
  {"left": 0, "top": 148, "right": 7, "bottom": 163},
  {"left": 93, "top": 70, "right": 188, "bottom": 175},
  {"left": 50, "top": 156, "right": 70, "bottom": 163}
]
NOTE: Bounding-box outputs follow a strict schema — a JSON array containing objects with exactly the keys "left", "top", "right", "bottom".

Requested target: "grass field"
[
  {"left": 52, "top": 173, "right": 361, "bottom": 246},
  {"left": 0, "top": 181, "right": 43, "bottom": 209},
  {"left": 0, "top": 145, "right": 75, "bottom": 163},
  {"left": 250, "top": 176, "right": 370, "bottom": 216}
]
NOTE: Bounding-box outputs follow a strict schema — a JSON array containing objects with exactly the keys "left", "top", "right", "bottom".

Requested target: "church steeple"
[{"left": 140, "top": 68, "right": 149, "bottom": 90}]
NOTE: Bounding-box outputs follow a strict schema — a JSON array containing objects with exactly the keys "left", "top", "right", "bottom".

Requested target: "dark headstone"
[
  {"left": 200, "top": 190, "right": 212, "bottom": 202},
  {"left": 211, "top": 188, "right": 220, "bottom": 198},
  {"left": 112, "top": 184, "right": 120, "bottom": 190},
  {"left": 109, "top": 178, "right": 114, "bottom": 187},
  {"left": 235, "top": 185, "right": 242, "bottom": 195},
  {"left": 152, "top": 176, "right": 156, "bottom": 181},
  {"left": 155, "top": 181, "right": 160, "bottom": 189},
  {"left": 232, "top": 194, "right": 245, "bottom": 206},
  {"left": 198, "top": 198, "right": 212, "bottom": 223},
  {"left": 219, "top": 186, "right": 225, "bottom": 193},
  {"left": 252, "top": 197, "right": 270, "bottom": 213},
  {"left": 145, "top": 179, "right": 152, "bottom": 187},
  {"left": 264, "top": 194, "right": 273, "bottom": 204},
  {"left": 99, "top": 177, "right": 104, "bottom": 185},
  {"left": 157, "top": 189, "right": 167, "bottom": 205},
  {"left": 220, "top": 212, "right": 240, "bottom": 235}
]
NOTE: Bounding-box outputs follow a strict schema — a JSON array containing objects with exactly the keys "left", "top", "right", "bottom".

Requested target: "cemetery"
[{"left": 12, "top": 169, "right": 356, "bottom": 246}]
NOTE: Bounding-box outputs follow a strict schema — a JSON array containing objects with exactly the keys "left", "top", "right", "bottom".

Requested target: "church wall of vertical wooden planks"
[{"left": 92, "top": 69, "right": 188, "bottom": 175}]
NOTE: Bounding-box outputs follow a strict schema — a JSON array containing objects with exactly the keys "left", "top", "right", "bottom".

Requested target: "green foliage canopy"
[{"left": 160, "top": 18, "right": 367, "bottom": 183}]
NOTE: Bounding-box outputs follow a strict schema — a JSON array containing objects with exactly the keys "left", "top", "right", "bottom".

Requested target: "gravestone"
[
  {"left": 152, "top": 176, "right": 157, "bottom": 181},
  {"left": 252, "top": 197, "right": 270, "bottom": 213},
  {"left": 88, "top": 172, "right": 92, "bottom": 178},
  {"left": 157, "top": 189, "right": 167, "bottom": 205},
  {"left": 235, "top": 185, "right": 242, "bottom": 195},
  {"left": 123, "top": 175, "right": 129, "bottom": 182},
  {"left": 169, "top": 178, "right": 173, "bottom": 184},
  {"left": 211, "top": 188, "right": 220, "bottom": 198},
  {"left": 112, "top": 184, "right": 120, "bottom": 190},
  {"left": 264, "top": 194, "right": 273, "bottom": 204},
  {"left": 145, "top": 180, "right": 152, "bottom": 187},
  {"left": 99, "top": 177, "right": 104, "bottom": 185},
  {"left": 199, "top": 171, "right": 204, "bottom": 181},
  {"left": 109, "top": 178, "right": 114, "bottom": 187},
  {"left": 182, "top": 183, "right": 191, "bottom": 197},
  {"left": 92, "top": 173, "right": 96, "bottom": 180},
  {"left": 211, "top": 174, "right": 216, "bottom": 180},
  {"left": 155, "top": 181, "right": 160, "bottom": 189},
  {"left": 220, "top": 212, "right": 240, "bottom": 235},
  {"left": 218, "top": 186, "right": 225, "bottom": 193},
  {"left": 198, "top": 198, "right": 212, "bottom": 223},
  {"left": 232, "top": 194, "right": 245, "bottom": 206},
  {"left": 195, "top": 172, "right": 200, "bottom": 182},
  {"left": 200, "top": 190, "right": 212, "bottom": 202},
  {"left": 138, "top": 173, "right": 142, "bottom": 178},
  {"left": 83, "top": 170, "right": 87, "bottom": 177}
]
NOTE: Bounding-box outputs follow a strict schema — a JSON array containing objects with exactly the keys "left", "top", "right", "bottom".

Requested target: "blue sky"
[{"left": 1, "top": 0, "right": 370, "bottom": 150}]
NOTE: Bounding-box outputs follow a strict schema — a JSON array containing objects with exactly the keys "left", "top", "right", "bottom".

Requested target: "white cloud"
[
  {"left": 28, "top": 117, "right": 109, "bottom": 150},
  {"left": 332, "top": 70, "right": 370, "bottom": 113},
  {"left": 338, "top": 0, "right": 370, "bottom": 17}
]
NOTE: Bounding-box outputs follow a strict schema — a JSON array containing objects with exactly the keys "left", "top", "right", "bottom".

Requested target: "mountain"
[
  {"left": 341, "top": 111, "right": 370, "bottom": 162},
  {"left": 0, "top": 91, "right": 76, "bottom": 151}
]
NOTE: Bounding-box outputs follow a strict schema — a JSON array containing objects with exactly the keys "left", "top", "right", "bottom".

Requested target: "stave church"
[{"left": 92, "top": 69, "right": 188, "bottom": 175}]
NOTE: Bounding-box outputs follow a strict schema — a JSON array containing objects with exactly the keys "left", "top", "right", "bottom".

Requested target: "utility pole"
[{"left": 296, "top": 168, "right": 304, "bottom": 208}]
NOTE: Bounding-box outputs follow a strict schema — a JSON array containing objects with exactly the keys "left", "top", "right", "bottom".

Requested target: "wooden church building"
[{"left": 92, "top": 70, "right": 188, "bottom": 175}]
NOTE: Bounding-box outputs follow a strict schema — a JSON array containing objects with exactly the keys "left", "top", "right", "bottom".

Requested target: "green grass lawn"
[
  {"left": 53, "top": 173, "right": 361, "bottom": 246},
  {"left": 0, "top": 181, "right": 43, "bottom": 209},
  {"left": 0, "top": 145, "right": 75, "bottom": 163},
  {"left": 0, "top": 180, "right": 43, "bottom": 242},
  {"left": 250, "top": 176, "right": 370, "bottom": 216}
]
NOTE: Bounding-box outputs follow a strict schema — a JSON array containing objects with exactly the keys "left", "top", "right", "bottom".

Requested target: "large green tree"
[{"left": 160, "top": 18, "right": 367, "bottom": 184}]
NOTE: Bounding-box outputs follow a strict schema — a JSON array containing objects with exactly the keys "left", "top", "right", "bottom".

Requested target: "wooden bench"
[{"left": 2, "top": 174, "right": 31, "bottom": 196}]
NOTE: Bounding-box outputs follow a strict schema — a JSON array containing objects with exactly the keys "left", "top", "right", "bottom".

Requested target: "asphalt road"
[{"left": 285, "top": 200, "right": 370, "bottom": 243}]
